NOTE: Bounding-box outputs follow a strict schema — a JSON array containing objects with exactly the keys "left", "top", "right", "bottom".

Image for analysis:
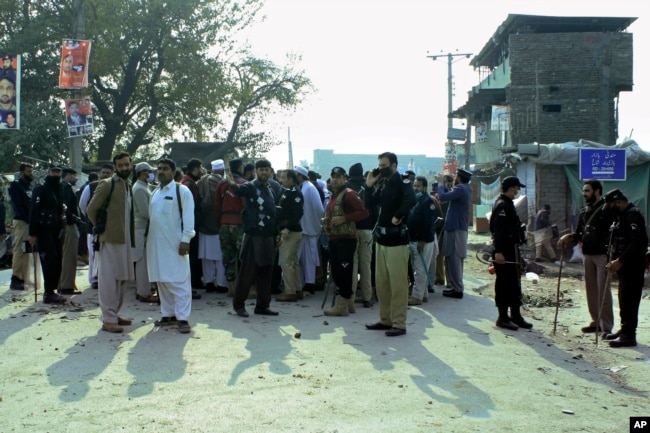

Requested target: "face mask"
[
  {"left": 147, "top": 173, "right": 155, "bottom": 183},
  {"left": 415, "top": 192, "right": 424, "bottom": 199}
]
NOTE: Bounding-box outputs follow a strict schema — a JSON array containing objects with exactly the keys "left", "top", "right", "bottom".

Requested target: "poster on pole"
[
  {"left": 0, "top": 53, "right": 20, "bottom": 130},
  {"left": 59, "top": 39, "right": 91, "bottom": 89},
  {"left": 65, "top": 96, "right": 94, "bottom": 138}
]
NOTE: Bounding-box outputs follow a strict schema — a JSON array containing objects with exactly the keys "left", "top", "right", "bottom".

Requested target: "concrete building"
[{"left": 451, "top": 14, "right": 637, "bottom": 237}]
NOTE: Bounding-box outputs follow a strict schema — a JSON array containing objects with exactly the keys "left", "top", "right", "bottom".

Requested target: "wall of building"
[
  {"left": 534, "top": 164, "right": 573, "bottom": 235},
  {"left": 507, "top": 32, "right": 633, "bottom": 146}
]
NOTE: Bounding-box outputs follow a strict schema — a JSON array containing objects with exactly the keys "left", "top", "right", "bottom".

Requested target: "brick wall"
[{"left": 508, "top": 32, "right": 633, "bottom": 146}]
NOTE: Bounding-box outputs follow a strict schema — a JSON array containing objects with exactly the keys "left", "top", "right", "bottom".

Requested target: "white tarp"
[{"left": 517, "top": 139, "right": 650, "bottom": 166}]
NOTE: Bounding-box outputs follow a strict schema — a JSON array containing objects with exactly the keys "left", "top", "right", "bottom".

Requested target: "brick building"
[{"left": 452, "top": 14, "right": 637, "bottom": 235}]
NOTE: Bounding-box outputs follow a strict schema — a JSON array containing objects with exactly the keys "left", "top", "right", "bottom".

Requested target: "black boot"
[
  {"left": 510, "top": 306, "right": 533, "bottom": 329},
  {"left": 496, "top": 307, "right": 518, "bottom": 331}
]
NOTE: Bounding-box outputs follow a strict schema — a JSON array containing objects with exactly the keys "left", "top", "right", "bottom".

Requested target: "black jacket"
[
  {"left": 490, "top": 194, "right": 522, "bottom": 257},
  {"left": 29, "top": 177, "right": 65, "bottom": 237},
  {"left": 8, "top": 177, "right": 33, "bottom": 222},
  {"left": 276, "top": 186, "right": 304, "bottom": 232},
  {"left": 365, "top": 172, "right": 416, "bottom": 246}
]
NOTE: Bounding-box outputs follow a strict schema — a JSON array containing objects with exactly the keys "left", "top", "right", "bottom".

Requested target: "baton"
[{"left": 33, "top": 250, "right": 38, "bottom": 303}]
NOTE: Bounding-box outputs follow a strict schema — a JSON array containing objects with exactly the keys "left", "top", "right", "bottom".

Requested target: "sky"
[{"left": 243, "top": 0, "right": 648, "bottom": 169}]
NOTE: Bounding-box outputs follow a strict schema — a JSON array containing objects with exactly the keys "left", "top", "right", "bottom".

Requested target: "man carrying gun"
[{"left": 602, "top": 189, "right": 648, "bottom": 348}]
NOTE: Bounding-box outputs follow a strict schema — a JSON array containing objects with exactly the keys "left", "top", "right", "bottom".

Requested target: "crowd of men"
[{"left": 5, "top": 153, "right": 647, "bottom": 345}]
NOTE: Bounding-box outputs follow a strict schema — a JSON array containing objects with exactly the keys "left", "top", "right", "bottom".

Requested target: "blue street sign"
[{"left": 579, "top": 148, "right": 626, "bottom": 181}]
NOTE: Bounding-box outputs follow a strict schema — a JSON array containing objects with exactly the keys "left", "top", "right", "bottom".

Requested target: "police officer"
[
  {"left": 490, "top": 176, "right": 532, "bottom": 331},
  {"left": 275, "top": 169, "right": 304, "bottom": 302},
  {"left": 8, "top": 162, "right": 34, "bottom": 290},
  {"left": 364, "top": 152, "right": 416, "bottom": 336},
  {"left": 28, "top": 163, "right": 67, "bottom": 304},
  {"left": 603, "top": 189, "right": 648, "bottom": 348}
]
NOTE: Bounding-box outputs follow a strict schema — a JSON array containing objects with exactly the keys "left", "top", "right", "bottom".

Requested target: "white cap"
[
  {"left": 294, "top": 166, "right": 308, "bottom": 177},
  {"left": 211, "top": 159, "right": 225, "bottom": 171}
]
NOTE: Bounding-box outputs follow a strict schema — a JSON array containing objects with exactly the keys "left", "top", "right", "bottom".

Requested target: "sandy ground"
[{"left": 0, "top": 234, "right": 649, "bottom": 433}]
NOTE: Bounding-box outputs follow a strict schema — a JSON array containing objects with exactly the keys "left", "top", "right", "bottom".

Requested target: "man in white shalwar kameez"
[
  {"left": 294, "top": 166, "right": 324, "bottom": 294},
  {"left": 196, "top": 159, "right": 228, "bottom": 292},
  {"left": 86, "top": 153, "right": 136, "bottom": 333},
  {"left": 147, "top": 158, "right": 196, "bottom": 333}
]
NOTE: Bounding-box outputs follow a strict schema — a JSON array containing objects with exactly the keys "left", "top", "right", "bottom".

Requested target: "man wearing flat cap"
[
  {"left": 490, "top": 176, "right": 533, "bottom": 331},
  {"left": 196, "top": 159, "right": 228, "bottom": 293},
  {"left": 58, "top": 167, "right": 82, "bottom": 295},
  {"left": 602, "top": 189, "right": 648, "bottom": 347},
  {"left": 322, "top": 167, "right": 369, "bottom": 316},
  {"left": 436, "top": 168, "right": 473, "bottom": 299},
  {"left": 132, "top": 161, "right": 157, "bottom": 303}
]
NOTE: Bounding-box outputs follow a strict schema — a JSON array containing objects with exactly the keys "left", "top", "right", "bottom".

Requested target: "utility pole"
[
  {"left": 69, "top": 0, "right": 85, "bottom": 174},
  {"left": 427, "top": 51, "right": 472, "bottom": 173},
  {"left": 287, "top": 127, "right": 294, "bottom": 168}
]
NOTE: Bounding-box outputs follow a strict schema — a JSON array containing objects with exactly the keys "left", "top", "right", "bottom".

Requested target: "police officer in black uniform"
[
  {"left": 275, "top": 169, "right": 304, "bottom": 302},
  {"left": 364, "top": 152, "right": 416, "bottom": 337},
  {"left": 490, "top": 176, "right": 532, "bottom": 331},
  {"left": 603, "top": 189, "right": 648, "bottom": 347},
  {"left": 27, "top": 163, "right": 67, "bottom": 304}
]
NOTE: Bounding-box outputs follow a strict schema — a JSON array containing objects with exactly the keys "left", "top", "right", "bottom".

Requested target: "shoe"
[
  {"left": 608, "top": 335, "right": 637, "bottom": 348},
  {"left": 43, "top": 293, "right": 67, "bottom": 304},
  {"left": 117, "top": 317, "right": 132, "bottom": 326},
  {"left": 254, "top": 308, "right": 279, "bottom": 316},
  {"left": 408, "top": 297, "right": 423, "bottom": 306},
  {"left": 215, "top": 285, "right": 229, "bottom": 294},
  {"left": 271, "top": 287, "right": 283, "bottom": 295},
  {"left": 604, "top": 330, "right": 622, "bottom": 341},
  {"left": 534, "top": 257, "right": 544, "bottom": 263},
  {"left": 496, "top": 318, "right": 519, "bottom": 331},
  {"left": 58, "top": 288, "right": 82, "bottom": 295},
  {"left": 102, "top": 322, "right": 123, "bottom": 333},
  {"left": 276, "top": 293, "right": 298, "bottom": 302},
  {"left": 136, "top": 293, "right": 159, "bottom": 303},
  {"left": 443, "top": 290, "right": 463, "bottom": 299},
  {"left": 553, "top": 260, "right": 566, "bottom": 266},
  {"left": 10, "top": 276, "right": 25, "bottom": 291},
  {"left": 154, "top": 316, "right": 178, "bottom": 326},
  {"left": 177, "top": 320, "right": 192, "bottom": 334},
  {"left": 303, "top": 284, "right": 315, "bottom": 294},
  {"left": 363, "top": 300, "right": 373, "bottom": 308},
  {"left": 580, "top": 325, "right": 600, "bottom": 333},
  {"left": 296, "top": 291, "right": 304, "bottom": 300},
  {"left": 427, "top": 286, "right": 435, "bottom": 294},
  {"left": 235, "top": 308, "right": 249, "bottom": 318},
  {"left": 205, "top": 283, "right": 217, "bottom": 293},
  {"left": 385, "top": 327, "right": 406, "bottom": 337},
  {"left": 600, "top": 330, "right": 612, "bottom": 339},
  {"left": 77, "top": 254, "right": 89, "bottom": 265},
  {"left": 192, "top": 290, "right": 201, "bottom": 300},
  {"left": 423, "top": 297, "right": 429, "bottom": 303},
  {"left": 91, "top": 282, "right": 99, "bottom": 290},
  {"left": 511, "top": 316, "right": 533, "bottom": 329},
  {"left": 365, "top": 322, "right": 392, "bottom": 330}
]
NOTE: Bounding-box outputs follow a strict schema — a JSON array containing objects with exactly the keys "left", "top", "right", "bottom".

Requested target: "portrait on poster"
[
  {"left": 59, "top": 39, "right": 91, "bottom": 89},
  {"left": 0, "top": 53, "right": 20, "bottom": 130},
  {"left": 65, "top": 97, "right": 94, "bottom": 137}
]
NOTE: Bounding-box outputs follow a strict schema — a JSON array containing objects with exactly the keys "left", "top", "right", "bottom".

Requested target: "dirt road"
[{"left": 0, "top": 235, "right": 648, "bottom": 433}]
